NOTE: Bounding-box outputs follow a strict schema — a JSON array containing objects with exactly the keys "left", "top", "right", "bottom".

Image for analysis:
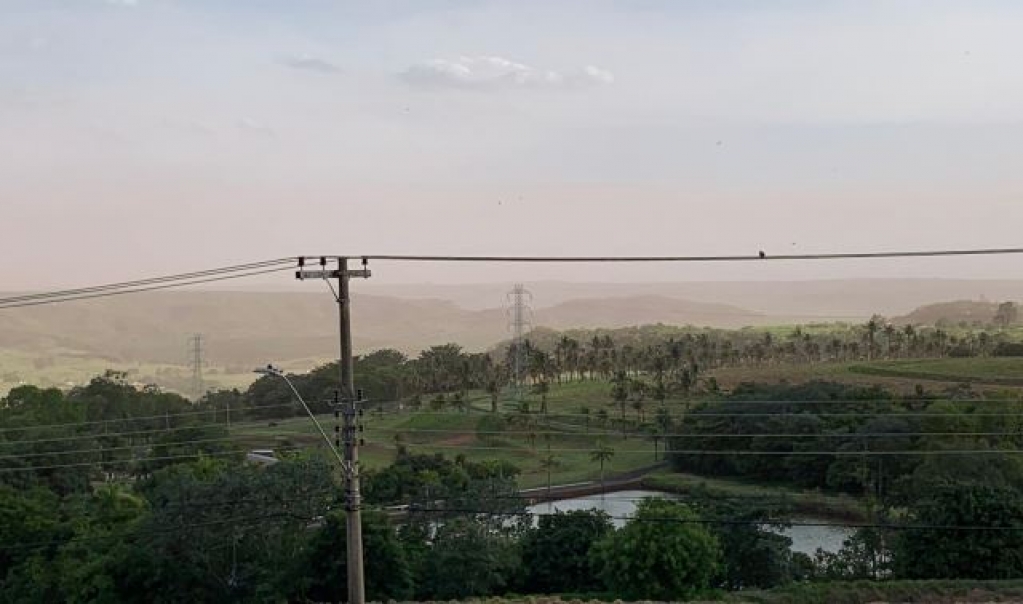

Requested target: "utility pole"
[
  {"left": 506, "top": 284, "right": 532, "bottom": 406},
  {"left": 189, "top": 334, "right": 204, "bottom": 400},
  {"left": 296, "top": 256, "right": 370, "bottom": 604}
]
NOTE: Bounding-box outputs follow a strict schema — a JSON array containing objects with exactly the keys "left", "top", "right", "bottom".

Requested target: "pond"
[{"left": 526, "top": 489, "right": 853, "bottom": 555}]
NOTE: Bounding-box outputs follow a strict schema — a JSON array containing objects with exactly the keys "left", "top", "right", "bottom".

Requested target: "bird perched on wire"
[{"left": 759, "top": 250, "right": 766, "bottom": 259}]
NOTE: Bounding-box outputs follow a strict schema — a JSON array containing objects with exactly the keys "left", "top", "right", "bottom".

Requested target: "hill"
[
  {"left": 0, "top": 291, "right": 759, "bottom": 368},
  {"left": 896, "top": 299, "right": 1001, "bottom": 326},
  {"left": 533, "top": 295, "right": 762, "bottom": 330},
  {"left": 364, "top": 278, "right": 1023, "bottom": 318}
]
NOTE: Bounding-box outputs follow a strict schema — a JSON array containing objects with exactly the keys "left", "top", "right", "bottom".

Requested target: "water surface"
[{"left": 526, "top": 489, "right": 852, "bottom": 555}]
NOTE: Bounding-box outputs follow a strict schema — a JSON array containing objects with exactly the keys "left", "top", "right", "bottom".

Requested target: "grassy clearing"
[
  {"left": 850, "top": 357, "right": 1023, "bottom": 386},
  {"left": 708, "top": 358, "right": 1023, "bottom": 394},
  {"left": 229, "top": 402, "right": 662, "bottom": 490}
]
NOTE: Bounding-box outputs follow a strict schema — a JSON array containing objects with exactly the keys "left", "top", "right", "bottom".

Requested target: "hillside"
[
  {"left": 0, "top": 290, "right": 759, "bottom": 367},
  {"left": 364, "top": 278, "right": 1023, "bottom": 317},
  {"left": 896, "top": 299, "right": 1001, "bottom": 326},
  {"left": 533, "top": 295, "right": 762, "bottom": 330}
]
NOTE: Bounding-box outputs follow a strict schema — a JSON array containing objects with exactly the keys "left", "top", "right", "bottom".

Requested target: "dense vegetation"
[{"left": 5, "top": 308, "right": 1023, "bottom": 601}]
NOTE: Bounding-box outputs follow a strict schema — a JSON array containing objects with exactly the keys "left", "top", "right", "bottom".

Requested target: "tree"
[
  {"left": 290, "top": 510, "right": 413, "bottom": 602},
  {"left": 994, "top": 301, "right": 1019, "bottom": 328},
  {"left": 417, "top": 517, "right": 520, "bottom": 600},
  {"left": 591, "top": 499, "right": 720, "bottom": 600},
  {"left": 590, "top": 443, "right": 615, "bottom": 491},
  {"left": 539, "top": 451, "right": 558, "bottom": 497},
  {"left": 122, "top": 456, "right": 335, "bottom": 602},
  {"left": 519, "top": 510, "right": 613, "bottom": 594},
  {"left": 611, "top": 371, "right": 629, "bottom": 438},
  {"left": 0, "top": 485, "right": 63, "bottom": 589},
  {"left": 893, "top": 484, "right": 1023, "bottom": 579},
  {"left": 864, "top": 315, "right": 884, "bottom": 360}
]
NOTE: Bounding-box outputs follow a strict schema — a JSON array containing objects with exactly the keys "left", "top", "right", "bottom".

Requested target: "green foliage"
[
  {"left": 0, "top": 485, "right": 63, "bottom": 585},
  {"left": 290, "top": 510, "right": 413, "bottom": 602},
  {"left": 691, "top": 494, "right": 798, "bottom": 589},
  {"left": 590, "top": 498, "right": 721, "bottom": 600},
  {"left": 119, "top": 456, "right": 336, "bottom": 602},
  {"left": 362, "top": 449, "right": 520, "bottom": 508},
  {"left": 811, "top": 528, "right": 890, "bottom": 581},
  {"left": 894, "top": 484, "right": 1023, "bottom": 580},
  {"left": 0, "top": 379, "right": 220, "bottom": 494},
  {"left": 476, "top": 413, "right": 508, "bottom": 445},
  {"left": 416, "top": 516, "right": 521, "bottom": 600},
  {"left": 669, "top": 381, "right": 1023, "bottom": 496},
  {"left": 519, "top": 510, "right": 614, "bottom": 594}
]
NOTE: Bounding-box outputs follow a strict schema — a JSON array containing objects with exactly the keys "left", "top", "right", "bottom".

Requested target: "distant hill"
[
  {"left": 364, "top": 278, "right": 1023, "bottom": 318},
  {"left": 896, "top": 299, "right": 1002, "bottom": 326},
  {"left": 533, "top": 295, "right": 762, "bottom": 330},
  {"left": 0, "top": 291, "right": 761, "bottom": 367},
  {"left": 9, "top": 280, "right": 1023, "bottom": 371}
]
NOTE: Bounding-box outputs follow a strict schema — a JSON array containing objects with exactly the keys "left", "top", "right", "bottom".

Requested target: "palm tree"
[
  {"left": 611, "top": 370, "right": 629, "bottom": 439},
  {"left": 865, "top": 315, "right": 882, "bottom": 360},
  {"left": 450, "top": 391, "right": 468, "bottom": 414},
  {"left": 540, "top": 447, "right": 558, "bottom": 497},
  {"left": 650, "top": 426, "right": 663, "bottom": 461},
  {"left": 533, "top": 379, "right": 550, "bottom": 416},
  {"left": 590, "top": 443, "right": 615, "bottom": 492},
  {"left": 883, "top": 322, "right": 896, "bottom": 359},
  {"left": 631, "top": 399, "right": 646, "bottom": 424},
  {"left": 580, "top": 405, "right": 591, "bottom": 433}
]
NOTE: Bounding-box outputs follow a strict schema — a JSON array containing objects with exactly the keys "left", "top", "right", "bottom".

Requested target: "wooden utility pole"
[{"left": 297, "top": 256, "right": 370, "bottom": 604}]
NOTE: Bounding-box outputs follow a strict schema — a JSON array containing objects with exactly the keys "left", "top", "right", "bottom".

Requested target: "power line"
[
  {"left": 322, "top": 247, "right": 1023, "bottom": 263},
  {"left": 0, "top": 509, "right": 319, "bottom": 553},
  {"left": 378, "top": 409, "right": 1023, "bottom": 419},
  {"left": 7, "top": 411, "right": 1015, "bottom": 459},
  {"left": 402, "top": 506, "right": 1023, "bottom": 532},
  {"left": 0, "top": 434, "right": 310, "bottom": 460},
  {"left": 0, "top": 265, "right": 296, "bottom": 309},
  {"left": 0, "top": 420, "right": 317, "bottom": 447},
  {"left": 0, "top": 403, "right": 298, "bottom": 434},
  {"left": 400, "top": 442, "right": 1023, "bottom": 456},
  {"left": 0, "top": 258, "right": 295, "bottom": 305},
  {"left": 5, "top": 424, "right": 1020, "bottom": 460},
  {"left": 0, "top": 445, "right": 307, "bottom": 473},
  {"left": 368, "top": 427, "right": 1023, "bottom": 439}
]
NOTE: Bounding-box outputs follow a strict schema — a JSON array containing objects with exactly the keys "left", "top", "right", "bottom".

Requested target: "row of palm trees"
[{"left": 373, "top": 315, "right": 1019, "bottom": 419}]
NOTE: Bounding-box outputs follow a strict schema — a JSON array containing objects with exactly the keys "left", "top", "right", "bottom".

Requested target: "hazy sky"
[{"left": 3, "top": 0, "right": 1023, "bottom": 289}]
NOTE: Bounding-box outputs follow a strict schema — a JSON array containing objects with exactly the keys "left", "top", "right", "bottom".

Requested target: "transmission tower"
[
  {"left": 505, "top": 284, "right": 533, "bottom": 404},
  {"left": 188, "top": 334, "right": 204, "bottom": 400}
]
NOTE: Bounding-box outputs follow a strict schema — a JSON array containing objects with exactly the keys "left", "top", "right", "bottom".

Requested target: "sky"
[{"left": 3, "top": 0, "right": 1023, "bottom": 289}]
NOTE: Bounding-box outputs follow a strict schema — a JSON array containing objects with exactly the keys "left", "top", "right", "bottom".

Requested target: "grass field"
[
  {"left": 849, "top": 357, "right": 1023, "bottom": 386},
  {"left": 229, "top": 356, "right": 1023, "bottom": 491},
  {"left": 230, "top": 393, "right": 661, "bottom": 490},
  {"left": 709, "top": 357, "right": 1023, "bottom": 393}
]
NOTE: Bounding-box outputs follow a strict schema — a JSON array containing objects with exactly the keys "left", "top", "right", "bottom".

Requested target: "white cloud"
[
  {"left": 399, "top": 56, "right": 614, "bottom": 90},
  {"left": 104, "top": 0, "right": 139, "bottom": 6},
  {"left": 281, "top": 53, "right": 341, "bottom": 74}
]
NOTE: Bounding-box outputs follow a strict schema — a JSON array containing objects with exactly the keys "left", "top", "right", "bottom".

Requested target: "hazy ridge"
[{"left": 2, "top": 279, "right": 1021, "bottom": 368}]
